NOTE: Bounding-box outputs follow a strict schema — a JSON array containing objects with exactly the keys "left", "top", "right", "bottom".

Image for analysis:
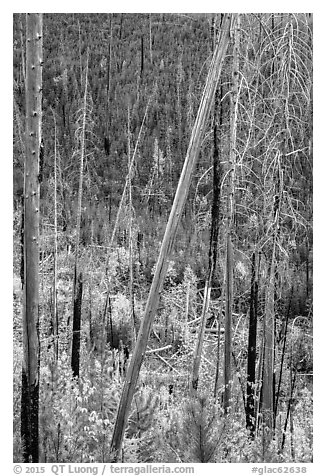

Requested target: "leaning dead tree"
[
  {"left": 21, "top": 13, "right": 42, "bottom": 463},
  {"left": 109, "top": 13, "right": 233, "bottom": 461}
]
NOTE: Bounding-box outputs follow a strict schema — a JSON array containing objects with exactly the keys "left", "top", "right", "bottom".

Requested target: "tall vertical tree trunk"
[
  {"left": 149, "top": 14, "right": 153, "bottom": 65},
  {"left": 140, "top": 35, "right": 144, "bottom": 79},
  {"left": 274, "top": 288, "right": 292, "bottom": 422},
  {"left": 212, "top": 57, "right": 224, "bottom": 400},
  {"left": 224, "top": 234, "right": 233, "bottom": 413},
  {"left": 52, "top": 109, "right": 59, "bottom": 361},
  {"left": 71, "top": 51, "right": 88, "bottom": 378},
  {"left": 262, "top": 166, "right": 282, "bottom": 441},
  {"left": 109, "top": 15, "right": 232, "bottom": 461},
  {"left": 191, "top": 55, "right": 223, "bottom": 395},
  {"left": 107, "top": 14, "right": 113, "bottom": 98},
  {"left": 20, "top": 195, "right": 25, "bottom": 287},
  {"left": 105, "top": 13, "right": 113, "bottom": 141},
  {"left": 71, "top": 271, "right": 83, "bottom": 377},
  {"left": 21, "top": 13, "right": 42, "bottom": 463},
  {"left": 224, "top": 13, "right": 240, "bottom": 414},
  {"left": 262, "top": 233, "right": 276, "bottom": 437},
  {"left": 246, "top": 251, "right": 258, "bottom": 435},
  {"left": 255, "top": 334, "right": 265, "bottom": 435},
  {"left": 281, "top": 369, "right": 297, "bottom": 453},
  {"left": 213, "top": 291, "right": 223, "bottom": 399},
  {"left": 176, "top": 54, "right": 183, "bottom": 162},
  {"left": 127, "top": 107, "right": 137, "bottom": 346},
  {"left": 212, "top": 37, "right": 224, "bottom": 399}
]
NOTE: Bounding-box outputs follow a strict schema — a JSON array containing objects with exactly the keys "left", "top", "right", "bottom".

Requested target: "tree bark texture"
[
  {"left": 21, "top": 13, "right": 42, "bottom": 463},
  {"left": 109, "top": 13, "right": 232, "bottom": 461},
  {"left": 224, "top": 13, "right": 240, "bottom": 414}
]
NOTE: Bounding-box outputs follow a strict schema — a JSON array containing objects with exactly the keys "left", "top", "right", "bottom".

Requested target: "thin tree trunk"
[
  {"left": 184, "top": 281, "right": 190, "bottom": 341},
  {"left": 191, "top": 69, "right": 223, "bottom": 395},
  {"left": 281, "top": 370, "right": 296, "bottom": 451},
  {"left": 106, "top": 295, "right": 113, "bottom": 346},
  {"left": 71, "top": 272, "right": 83, "bottom": 378},
  {"left": 149, "top": 14, "right": 153, "bottom": 65},
  {"left": 176, "top": 55, "right": 183, "bottom": 161},
  {"left": 20, "top": 195, "right": 25, "bottom": 287},
  {"left": 109, "top": 15, "right": 232, "bottom": 461},
  {"left": 212, "top": 76, "right": 223, "bottom": 400},
  {"left": 107, "top": 14, "right": 113, "bottom": 98},
  {"left": 88, "top": 286, "right": 94, "bottom": 352},
  {"left": 224, "top": 234, "right": 233, "bottom": 413},
  {"left": 213, "top": 296, "right": 223, "bottom": 399},
  {"left": 274, "top": 288, "right": 293, "bottom": 423},
  {"left": 78, "top": 20, "right": 83, "bottom": 87},
  {"left": 21, "top": 13, "right": 42, "bottom": 463},
  {"left": 140, "top": 35, "right": 144, "bottom": 79},
  {"left": 52, "top": 109, "right": 59, "bottom": 361},
  {"left": 255, "top": 334, "right": 265, "bottom": 437},
  {"left": 71, "top": 51, "right": 89, "bottom": 378},
  {"left": 262, "top": 167, "right": 283, "bottom": 440},
  {"left": 127, "top": 106, "right": 137, "bottom": 346},
  {"left": 262, "top": 234, "right": 277, "bottom": 438},
  {"left": 224, "top": 13, "right": 240, "bottom": 414},
  {"left": 306, "top": 237, "right": 310, "bottom": 300},
  {"left": 246, "top": 251, "right": 258, "bottom": 435},
  {"left": 105, "top": 14, "right": 113, "bottom": 142}
]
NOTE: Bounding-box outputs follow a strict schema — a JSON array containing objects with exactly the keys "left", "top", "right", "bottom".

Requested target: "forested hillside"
[{"left": 13, "top": 13, "right": 313, "bottom": 464}]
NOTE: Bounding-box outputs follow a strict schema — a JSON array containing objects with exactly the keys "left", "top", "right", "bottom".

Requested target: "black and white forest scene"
[{"left": 12, "top": 11, "right": 313, "bottom": 468}]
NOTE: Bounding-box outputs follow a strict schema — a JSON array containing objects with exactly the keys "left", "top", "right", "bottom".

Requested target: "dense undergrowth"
[{"left": 13, "top": 225, "right": 312, "bottom": 463}]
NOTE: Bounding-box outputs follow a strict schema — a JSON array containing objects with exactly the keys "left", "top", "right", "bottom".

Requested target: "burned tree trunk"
[
  {"left": 70, "top": 52, "right": 89, "bottom": 378},
  {"left": 246, "top": 252, "right": 258, "bottom": 436},
  {"left": 191, "top": 55, "right": 223, "bottom": 395},
  {"left": 71, "top": 272, "right": 83, "bottom": 378},
  {"left": 21, "top": 13, "right": 42, "bottom": 463},
  {"left": 224, "top": 13, "right": 240, "bottom": 414}
]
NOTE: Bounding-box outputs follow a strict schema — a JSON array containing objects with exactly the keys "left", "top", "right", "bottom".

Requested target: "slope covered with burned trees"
[{"left": 13, "top": 13, "right": 313, "bottom": 464}]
